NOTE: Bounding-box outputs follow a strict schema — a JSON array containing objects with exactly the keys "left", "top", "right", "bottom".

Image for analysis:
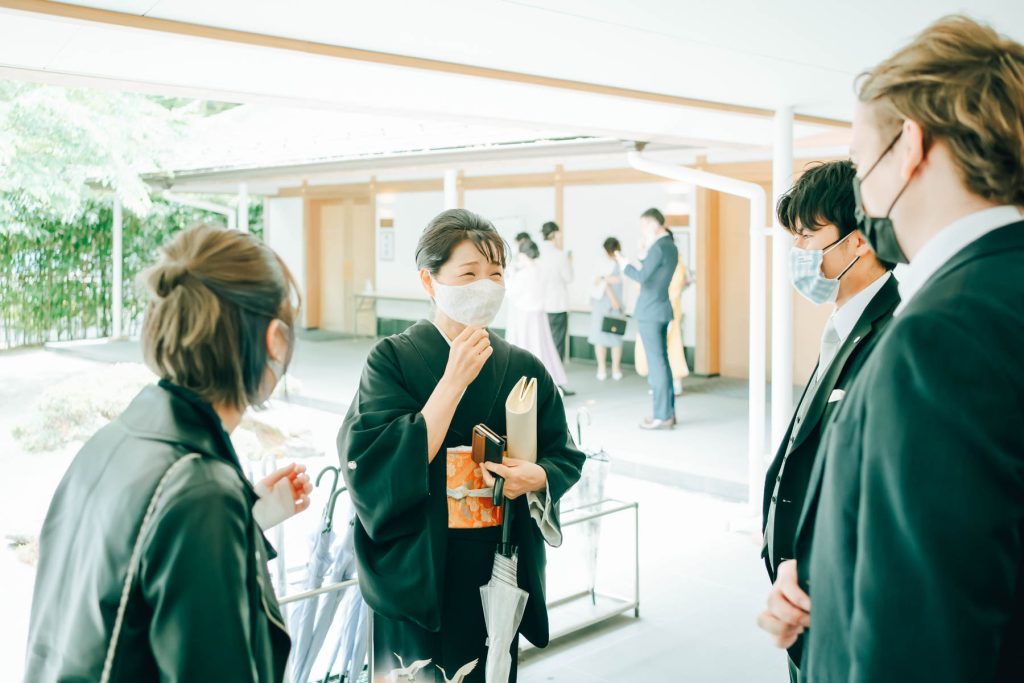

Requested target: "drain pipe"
[
  {"left": 162, "top": 191, "right": 237, "bottom": 230},
  {"left": 626, "top": 143, "right": 768, "bottom": 513}
]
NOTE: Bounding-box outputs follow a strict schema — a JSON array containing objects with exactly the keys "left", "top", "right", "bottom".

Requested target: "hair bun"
[{"left": 153, "top": 262, "right": 192, "bottom": 298}]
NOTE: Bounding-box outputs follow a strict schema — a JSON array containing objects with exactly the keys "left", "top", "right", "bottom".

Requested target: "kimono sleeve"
[{"left": 338, "top": 338, "right": 431, "bottom": 543}]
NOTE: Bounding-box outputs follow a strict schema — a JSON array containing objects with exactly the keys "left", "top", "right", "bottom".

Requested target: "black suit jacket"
[
  {"left": 795, "top": 221, "right": 1024, "bottom": 682},
  {"left": 761, "top": 275, "right": 900, "bottom": 664}
]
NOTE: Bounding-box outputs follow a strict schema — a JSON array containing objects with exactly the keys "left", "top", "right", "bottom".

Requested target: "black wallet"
[{"left": 472, "top": 424, "right": 506, "bottom": 505}]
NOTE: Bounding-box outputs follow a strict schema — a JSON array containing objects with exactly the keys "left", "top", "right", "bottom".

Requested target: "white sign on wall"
[{"left": 378, "top": 227, "right": 395, "bottom": 261}]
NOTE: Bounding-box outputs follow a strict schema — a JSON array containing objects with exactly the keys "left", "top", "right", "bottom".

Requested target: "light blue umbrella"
[
  {"left": 298, "top": 491, "right": 362, "bottom": 682},
  {"left": 290, "top": 469, "right": 343, "bottom": 682},
  {"left": 323, "top": 587, "right": 368, "bottom": 682}
]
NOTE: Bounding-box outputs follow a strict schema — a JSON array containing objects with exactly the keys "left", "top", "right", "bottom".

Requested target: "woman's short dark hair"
[
  {"left": 514, "top": 231, "right": 531, "bottom": 244},
  {"left": 602, "top": 237, "right": 622, "bottom": 255},
  {"left": 519, "top": 238, "right": 540, "bottom": 260},
  {"left": 541, "top": 221, "right": 560, "bottom": 240},
  {"left": 415, "top": 209, "right": 508, "bottom": 275},
  {"left": 640, "top": 208, "right": 665, "bottom": 226},
  {"left": 141, "top": 224, "right": 300, "bottom": 411}
]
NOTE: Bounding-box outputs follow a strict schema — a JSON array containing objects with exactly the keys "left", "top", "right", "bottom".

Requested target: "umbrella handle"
[
  {"left": 491, "top": 476, "right": 505, "bottom": 506},
  {"left": 324, "top": 486, "right": 349, "bottom": 533},
  {"left": 575, "top": 407, "right": 591, "bottom": 446},
  {"left": 499, "top": 500, "right": 515, "bottom": 558}
]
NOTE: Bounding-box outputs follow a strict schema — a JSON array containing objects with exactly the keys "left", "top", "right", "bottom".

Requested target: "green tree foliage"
[
  {"left": 0, "top": 81, "right": 262, "bottom": 349},
  {"left": 0, "top": 81, "right": 188, "bottom": 231}
]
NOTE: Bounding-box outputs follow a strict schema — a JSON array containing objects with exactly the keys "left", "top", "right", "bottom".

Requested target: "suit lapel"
[
  {"left": 789, "top": 277, "right": 899, "bottom": 452},
  {"left": 793, "top": 277, "right": 900, "bottom": 552}
]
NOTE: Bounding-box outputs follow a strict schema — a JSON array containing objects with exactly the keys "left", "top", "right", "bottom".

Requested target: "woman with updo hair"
[{"left": 26, "top": 224, "right": 311, "bottom": 682}]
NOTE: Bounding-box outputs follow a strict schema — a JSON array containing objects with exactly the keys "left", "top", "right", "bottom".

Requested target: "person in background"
[
  {"left": 637, "top": 259, "right": 691, "bottom": 394},
  {"left": 667, "top": 261, "right": 691, "bottom": 396},
  {"left": 507, "top": 238, "right": 569, "bottom": 388},
  {"left": 514, "top": 231, "right": 532, "bottom": 250},
  {"left": 755, "top": 160, "right": 899, "bottom": 683},
  {"left": 338, "top": 209, "right": 584, "bottom": 682},
  {"left": 588, "top": 237, "right": 625, "bottom": 381},
  {"left": 617, "top": 208, "right": 679, "bottom": 430},
  {"left": 791, "top": 16, "right": 1024, "bottom": 681},
  {"left": 26, "top": 225, "right": 311, "bottom": 682},
  {"left": 537, "top": 221, "right": 575, "bottom": 396}
]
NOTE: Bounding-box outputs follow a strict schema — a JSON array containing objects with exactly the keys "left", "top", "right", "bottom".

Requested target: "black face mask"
[{"left": 852, "top": 130, "right": 912, "bottom": 265}]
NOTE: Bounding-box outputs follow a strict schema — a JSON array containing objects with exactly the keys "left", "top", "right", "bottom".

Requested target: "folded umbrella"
[
  {"left": 322, "top": 585, "right": 368, "bottom": 682},
  {"left": 295, "top": 494, "right": 361, "bottom": 683},
  {"left": 289, "top": 469, "right": 344, "bottom": 681},
  {"left": 480, "top": 505, "right": 529, "bottom": 683}
]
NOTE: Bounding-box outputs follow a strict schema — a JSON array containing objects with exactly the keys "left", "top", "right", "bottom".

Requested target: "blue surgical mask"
[{"left": 788, "top": 233, "right": 859, "bottom": 305}]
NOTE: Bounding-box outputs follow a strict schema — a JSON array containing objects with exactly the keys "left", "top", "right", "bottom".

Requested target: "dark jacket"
[
  {"left": 796, "top": 222, "right": 1024, "bottom": 682},
  {"left": 624, "top": 234, "right": 679, "bottom": 323},
  {"left": 25, "top": 381, "right": 291, "bottom": 683},
  {"left": 761, "top": 275, "right": 900, "bottom": 666}
]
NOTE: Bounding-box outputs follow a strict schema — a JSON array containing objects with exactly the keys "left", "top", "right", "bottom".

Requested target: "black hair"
[
  {"left": 415, "top": 209, "right": 508, "bottom": 275},
  {"left": 777, "top": 160, "right": 895, "bottom": 270},
  {"left": 541, "top": 221, "right": 560, "bottom": 240},
  {"left": 519, "top": 238, "right": 540, "bottom": 260},
  {"left": 640, "top": 208, "right": 665, "bottom": 226},
  {"left": 514, "top": 232, "right": 531, "bottom": 244},
  {"left": 602, "top": 237, "right": 622, "bottom": 255}
]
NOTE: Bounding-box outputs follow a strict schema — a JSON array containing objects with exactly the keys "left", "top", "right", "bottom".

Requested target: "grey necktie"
[{"left": 816, "top": 318, "right": 842, "bottom": 383}]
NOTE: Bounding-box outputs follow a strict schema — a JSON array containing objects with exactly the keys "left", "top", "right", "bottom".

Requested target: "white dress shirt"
[
  {"left": 537, "top": 240, "right": 573, "bottom": 313},
  {"left": 817, "top": 272, "right": 891, "bottom": 382},
  {"left": 895, "top": 205, "right": 1023, "bottom": 315}
]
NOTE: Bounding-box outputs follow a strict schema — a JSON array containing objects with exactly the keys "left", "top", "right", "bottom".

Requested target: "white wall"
[
  {"left": 264, "top": 197, "right": 306, "bottom": 323},
  {"left": 374, "top": 191, "right": 444, "bottom": 321},
  {"left": 462, "top": 187, "right": 557, "bottom": 329},
  {"left": 369, "top": 181, "right": 693, "bottom": 338}
]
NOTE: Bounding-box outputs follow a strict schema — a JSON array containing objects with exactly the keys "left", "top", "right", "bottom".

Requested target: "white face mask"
[{"left": 431, "top": 277, "right": 505, "bottom": 327}]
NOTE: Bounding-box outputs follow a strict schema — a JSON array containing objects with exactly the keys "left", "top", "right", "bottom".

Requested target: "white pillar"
[
  {"left": 771, "top": 107, "right": 795, "bottom": 452},
  {"left": 112, "top": 196, "right": 124, "bottom": 339},
  {"left": 443, "top": 170, "right": 458, "bottom": 210},
  {"left": 626, "top": 148, "right": 769, "bottom": 513},
  {"left": 237, "top": 182, "right": 250, "bottom": 232},
  {"left": 748, "top": 195, "right": 768, "bottom": 516}
]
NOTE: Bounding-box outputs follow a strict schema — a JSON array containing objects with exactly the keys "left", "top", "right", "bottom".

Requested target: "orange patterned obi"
[{"left": 446, "top": 446, "right": 504, "bottom": 529}]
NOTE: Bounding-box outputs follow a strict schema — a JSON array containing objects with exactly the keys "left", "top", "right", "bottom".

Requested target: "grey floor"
[{"left": 7, "top": 335, "right": 793, "bottom": 682}]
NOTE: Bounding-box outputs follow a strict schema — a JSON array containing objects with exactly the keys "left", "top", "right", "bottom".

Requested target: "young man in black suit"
[
  {"left": 781, "top": 16, "right": 1024, "bottom": 682},
  {"left": 756, "top": 160, "right": 900, "bottom": 682}
]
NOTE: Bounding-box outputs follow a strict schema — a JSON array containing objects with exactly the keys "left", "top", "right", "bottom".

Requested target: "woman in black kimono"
[{"left": 339, "top": 209, "right": 585, "bottom": 682}]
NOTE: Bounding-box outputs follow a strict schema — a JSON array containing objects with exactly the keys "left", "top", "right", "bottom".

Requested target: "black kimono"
[{"left": 338, "top": 320, "right": 585, "bottom": 682}]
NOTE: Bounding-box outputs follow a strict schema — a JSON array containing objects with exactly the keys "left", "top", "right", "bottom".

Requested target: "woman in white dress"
[{"left": 505, "top": 239, "right": 568, "bottom": 387}]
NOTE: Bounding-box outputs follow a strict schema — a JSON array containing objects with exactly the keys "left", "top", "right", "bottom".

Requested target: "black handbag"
[
  {"left": 600, "top": 281, "right": 627, "bottom": 335},
  {"left": 601, "top": 314, "right": 627, "bottom": 336}
]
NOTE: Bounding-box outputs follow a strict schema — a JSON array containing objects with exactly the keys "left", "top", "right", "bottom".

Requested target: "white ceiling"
[
  {"left": 33, "top": 0, "right": 1024, "bottom": 120},
  {"left": 1, "top": 0, "right": 1020, "bottom": 164}
]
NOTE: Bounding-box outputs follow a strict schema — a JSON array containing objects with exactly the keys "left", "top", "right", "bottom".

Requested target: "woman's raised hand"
[{"left": 443, "top": 326, "right": 492, "bottom": 389}]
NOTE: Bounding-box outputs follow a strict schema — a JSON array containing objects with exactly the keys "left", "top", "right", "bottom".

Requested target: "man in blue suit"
[{"left": 618, "top": 208, "right": 679, "bottom": 430}]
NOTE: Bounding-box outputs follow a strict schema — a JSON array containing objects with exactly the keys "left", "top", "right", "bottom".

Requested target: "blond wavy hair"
[
  {"left": 141, "top": 224, "right": 300, "bottom": 410},
  {"left": 858, "top": 15, "right": 1024, "bottom": 206}
]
